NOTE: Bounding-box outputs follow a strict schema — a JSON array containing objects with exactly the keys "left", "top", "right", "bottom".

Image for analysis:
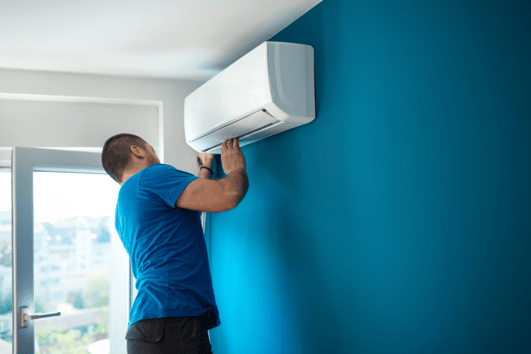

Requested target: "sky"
[{"left": 0, "top": 170, "right": 120, "bottom": 223}]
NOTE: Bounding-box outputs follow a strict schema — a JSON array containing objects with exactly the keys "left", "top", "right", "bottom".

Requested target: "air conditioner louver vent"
[
  {"left": 205, "top": 120, "right": 284, "bottom": 153},
  {"left": 191, "top": 109, "right": 281, "bottom": 152}
]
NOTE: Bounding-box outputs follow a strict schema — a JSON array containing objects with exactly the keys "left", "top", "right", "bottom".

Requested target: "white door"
[{"left": 12, "top": 147, "right": 130, "bottom": 354}]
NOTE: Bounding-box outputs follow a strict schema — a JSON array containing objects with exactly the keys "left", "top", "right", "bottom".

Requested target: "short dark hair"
[{"left": 102, "top": 133, "right": 146, "bottom": 183}]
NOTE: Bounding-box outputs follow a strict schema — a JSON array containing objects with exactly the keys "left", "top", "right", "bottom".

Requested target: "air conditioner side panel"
[{"left": 268, "top": 42, "right": 315, "bottom": 121}]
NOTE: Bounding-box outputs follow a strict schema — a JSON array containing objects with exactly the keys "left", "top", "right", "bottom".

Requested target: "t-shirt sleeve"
[{"left": 139, "top": 164, "right": 199, "bottom": 208}]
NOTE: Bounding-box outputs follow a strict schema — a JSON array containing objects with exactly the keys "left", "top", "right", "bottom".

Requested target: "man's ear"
[{"left": 130, "top": 145, "right": 146, "bottom": 158}]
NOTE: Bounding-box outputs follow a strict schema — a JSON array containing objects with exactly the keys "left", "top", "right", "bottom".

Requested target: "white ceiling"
[{"left": 0, "top": 0, "right": 321, "bottom": 80}]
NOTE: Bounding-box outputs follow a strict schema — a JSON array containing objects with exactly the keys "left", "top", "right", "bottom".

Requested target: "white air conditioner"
[{"left": 184, "top": 41, "right": 315, "bottom": 154}]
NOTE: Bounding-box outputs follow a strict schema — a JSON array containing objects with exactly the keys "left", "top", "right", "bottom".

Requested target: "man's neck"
[{"left": 120, "top": 164, "right": 151, "bottom": 185}]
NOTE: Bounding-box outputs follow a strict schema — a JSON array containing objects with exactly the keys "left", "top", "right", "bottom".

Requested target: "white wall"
[
  {"left": 0, "top": 99, "right": 159, "bottom": 149},
  {"left": 0, "top": 68, "right": 205, "bottom": 173}
]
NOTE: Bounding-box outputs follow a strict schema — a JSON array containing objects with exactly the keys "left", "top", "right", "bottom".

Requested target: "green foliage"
[
  {"left": 0, "top": 277, "right": 12, "bottom": 315},
  {"left": 36, "top": 325, "right": 63, "bottom": 346},
  {"left": 93, "top": 295, "right": 109, "bottom": 308},
  {"left": 81, "top": 277, "right": 109, "bottom": 308},
  {"left": 0, "top": 289, "right": 12, "bottom": 315},
  {"left": 35, "top": 297, "right": 47, "bottom": 313},
  {"left": 48, "top": 328, "right": 91, "bottom": 354},
  {"left": 35, "top": 277, "right": 110, "bottom": 353},
  {"left": 73, "top": 291, "right": 85, "bottom": 310},
  {"left": 94, "top": 309, "right": 109, "bottom": 336},
  {"left": 37, "top": 327, "right": 91, "bottom": 354}
]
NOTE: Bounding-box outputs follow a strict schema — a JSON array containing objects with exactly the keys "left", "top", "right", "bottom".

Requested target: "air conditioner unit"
[{"left": 184, "top": 41, "right": 315, "bottom": 154}]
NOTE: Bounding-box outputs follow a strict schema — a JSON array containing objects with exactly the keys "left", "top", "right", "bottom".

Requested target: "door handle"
[{"left": 19, "top": 307, "right": 61, "bottom": 328}]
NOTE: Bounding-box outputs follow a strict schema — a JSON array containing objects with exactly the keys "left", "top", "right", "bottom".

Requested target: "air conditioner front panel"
[
  {"left": 190, "top": 109, "right": 280, "bottom": 152},
  {"left": 184, "top": 43, "right": 272, "bottom": 140}
]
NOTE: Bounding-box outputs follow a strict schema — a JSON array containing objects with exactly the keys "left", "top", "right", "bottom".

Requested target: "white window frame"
[{"left": 11, "top": 147, "right": 129, "bottom": 354}]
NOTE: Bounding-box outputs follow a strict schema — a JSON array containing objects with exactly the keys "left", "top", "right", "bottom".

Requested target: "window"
[{"left": 0, "top": 170, "right": 12, "bottom": 346}]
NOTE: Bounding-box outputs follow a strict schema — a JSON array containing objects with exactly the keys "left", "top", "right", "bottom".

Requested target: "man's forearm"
[
  {"left": 198, "top": 158, "right": 214, "bottom": 179},
  {"left": 198, "top": 167, "right": 213, "bottom": 179},
  {"left": 220, "top": 168, "right": 249, "bottom": 206}
]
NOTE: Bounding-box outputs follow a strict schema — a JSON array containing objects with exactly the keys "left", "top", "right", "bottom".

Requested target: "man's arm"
[
  {"left": 175, "top": 170, "right": 247, "bottom": 212},
  {"left": 221, "top": 168, "right": 248, "bottom": 205},
  {"left": 177, "top": 138, "right": 248, "bottom": 213},
  {"left": 197, "top": 153, "right": 214, "bottom": 179},
  {"left": 198, "top": 165, "right": 213, "bottom": 179},
  {"left": 198, "top": 169, "right": 212, "bottom": 179}
]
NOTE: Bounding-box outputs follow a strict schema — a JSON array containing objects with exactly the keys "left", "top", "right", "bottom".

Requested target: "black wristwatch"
[{"left": 200, "top": 165, "right": 214, "bottom": 174}]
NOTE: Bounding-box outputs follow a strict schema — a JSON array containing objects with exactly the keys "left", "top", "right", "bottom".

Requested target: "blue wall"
[{"left": 208, "top": 0, "right": 531, "bottom": 353}]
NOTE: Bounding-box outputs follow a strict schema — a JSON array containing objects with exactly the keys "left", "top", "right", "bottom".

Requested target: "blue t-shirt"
[{"left": 115, "top": 163, "right": 220, "bottom": 329}]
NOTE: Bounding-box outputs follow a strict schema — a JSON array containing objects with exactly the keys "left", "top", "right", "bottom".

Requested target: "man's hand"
[
  {"left": 197, "top": 152, "right": 214, "bottom": 168},
  {"left": 221, "top": 138, "right": 246, "bottom": 175}
]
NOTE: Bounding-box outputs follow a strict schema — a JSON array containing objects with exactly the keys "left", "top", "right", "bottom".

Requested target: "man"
[{"left": 101, "top": 133, "right": 249, "bottom": 354}]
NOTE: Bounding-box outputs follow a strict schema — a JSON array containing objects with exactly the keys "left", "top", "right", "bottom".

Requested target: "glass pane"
[
  {"left": 0, "top": 170, "right": 13, "bottom": 351},
  {"left": 33, "top": 172, "right": 120, "bottom": 354}
]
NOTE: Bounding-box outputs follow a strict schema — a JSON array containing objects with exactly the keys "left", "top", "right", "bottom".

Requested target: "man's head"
[{"left": 102, "top": 133, "right": 160, "bottom": 184}]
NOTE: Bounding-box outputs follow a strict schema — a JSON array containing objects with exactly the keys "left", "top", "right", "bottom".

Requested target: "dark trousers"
[{"left": 126, "top": 309, "right": 215, "bottom": 354}]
